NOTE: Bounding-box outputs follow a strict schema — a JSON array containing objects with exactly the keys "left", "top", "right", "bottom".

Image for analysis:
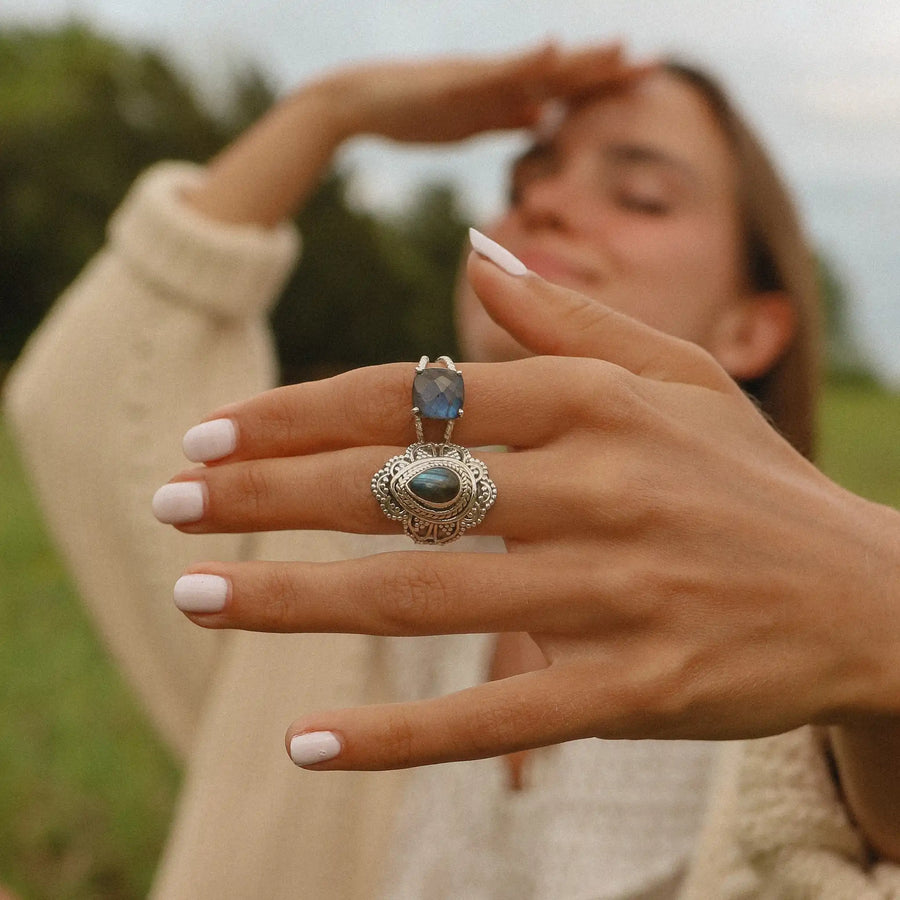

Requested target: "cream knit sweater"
[{"left": 5, "top": 163, "right": 898, "bottom": 899}]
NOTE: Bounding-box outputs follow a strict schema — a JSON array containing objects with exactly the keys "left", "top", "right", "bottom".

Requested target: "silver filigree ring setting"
[{"left": 371, "top": 356, "right": 497, "bottom": 544}]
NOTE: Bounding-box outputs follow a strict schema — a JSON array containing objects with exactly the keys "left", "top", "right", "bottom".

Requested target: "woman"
[{"left": 7, "top": 43, "right": 897, "bottom": 897}]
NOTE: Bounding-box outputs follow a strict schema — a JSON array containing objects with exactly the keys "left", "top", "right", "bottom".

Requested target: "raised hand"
[
  {"left": 322, "top": 42, "right": 652, "bottom": 144},
  {"left": 153, "top": 235, "right": 900, "bottom": 776},
  {"left": 187, "top": 44, "right": 653, "bottom": 227}
]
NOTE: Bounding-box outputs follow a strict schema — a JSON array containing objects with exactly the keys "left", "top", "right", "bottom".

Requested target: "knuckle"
[
  {"left": 235, "top": 460, "right": 272, "bottom": 522},
  {"left": 376, "top": 556, "right": 454, "bottom": 636},
  {"left": 344, "top": 364, "right": 410, "bottom": 440},
  {"left": 260, "top": 387, "right": 304, "bottom": 447},
  {"left": 682, "top": 342, "right": 732, "bottom": 389},
  {"left": 624, "top": 651, "right": 701, "bottom": 733},
  {"left": 549, "top": 293, "right": 615, "bottom": 349},
  {"left": 460, "top": 698, "right": 518, "bottom": 757},
  {"left": 554, "top": 358, "right": 645, "bottom": 431},
  {"left": 259, "top": 568, "right": 299, "bottom": 630},
  {"left": 381, "top": 710, "right": 416, "bottom": 769}
]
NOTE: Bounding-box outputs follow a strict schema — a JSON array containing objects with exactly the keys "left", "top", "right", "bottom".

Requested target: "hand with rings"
[{"left": 152, "top": 233, "right": 900, "bottom": 851}]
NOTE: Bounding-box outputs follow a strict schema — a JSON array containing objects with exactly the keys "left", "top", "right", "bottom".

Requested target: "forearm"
[
  {"left": 186, "top": 76, "right": 366, "bottom": 227},
  {"left": 829, "top": 502, "right": 900, "bottom": 862},
  {"left": 831, "top": 718, "right": 900, "bottom": 862},
  {"left": 183, "top": 45, "right": 650, "bottom": 228}
]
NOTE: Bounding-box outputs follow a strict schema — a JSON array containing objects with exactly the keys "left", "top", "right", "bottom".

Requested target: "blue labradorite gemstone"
[
  {"left": 413, "top": 368, "right": 464, "bottom": 420},
  {"left": 408, "top": 466, "right": 460, "bottom": 504}
]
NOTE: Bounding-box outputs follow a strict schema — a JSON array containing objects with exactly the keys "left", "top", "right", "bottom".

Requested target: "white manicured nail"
[
  {"left": 174, "top": 574, "right": 229, "bottom": 613},
  {"left": 183, "top": 418, "right": 237, "bottom": 463},
  {"left": 290, "top": 732, "right": 342, "bottom": 767},
  {"left": 152, "top": 481, "right": 205, "bottom": 524},
  {"left": 469, "top": 228, "right": 528, "bottom": 276}
]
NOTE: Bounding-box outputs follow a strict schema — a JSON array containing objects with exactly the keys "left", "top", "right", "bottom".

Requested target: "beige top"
[{"left": 5, "top": 162, "right": 898, "bottom": 898}]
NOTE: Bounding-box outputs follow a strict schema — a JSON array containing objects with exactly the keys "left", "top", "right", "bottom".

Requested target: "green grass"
[
  {"left": 0, "top": 382, "right": 898, "bottom": 899},
  {"left": 0, "top": 420, "right": 179, "bottom": 899},
  {"left": 819, "top": 382, "right": 900, "bottom": 509}
]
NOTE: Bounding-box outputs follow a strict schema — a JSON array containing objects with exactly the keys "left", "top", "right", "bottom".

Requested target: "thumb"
[{"left": 466, "top": 229, "right": 737, "bottom": 391}]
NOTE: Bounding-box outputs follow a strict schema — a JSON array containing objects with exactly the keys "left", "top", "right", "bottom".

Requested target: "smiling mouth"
[{"left": 516, "top": 248, "right": 602, "bottom": 288}]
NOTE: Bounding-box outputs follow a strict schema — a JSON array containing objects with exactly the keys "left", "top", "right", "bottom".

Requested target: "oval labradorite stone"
[{"left": 408, "top": 466, "right": 461, "bottom": 505}]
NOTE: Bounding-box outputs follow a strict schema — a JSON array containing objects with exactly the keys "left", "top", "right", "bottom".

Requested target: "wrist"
[
  {"left": 826, "top": 495, "right": 900, "bottom": 720},
  {"left": 301, "top": 68, "right": 382, "bottom": 143}
]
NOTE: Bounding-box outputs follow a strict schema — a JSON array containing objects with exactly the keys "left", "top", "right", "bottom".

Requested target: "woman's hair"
[{"left": 664, "top": 61, "right": 822, "bottom": 460}]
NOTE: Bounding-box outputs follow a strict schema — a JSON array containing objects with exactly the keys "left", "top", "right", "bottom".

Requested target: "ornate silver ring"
[{"left": 371, "top": 356, "right": 497, "bottom": 544}]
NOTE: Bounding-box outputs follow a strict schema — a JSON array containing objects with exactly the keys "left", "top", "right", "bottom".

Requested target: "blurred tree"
[
  {"left": 0, "top": 24, "right": 263, "bottom": 365},
  {"left": 0, "top": 23, "right": 469, "bottom": 383},
  {"left": 277, "top": 177, "right": 468, "bottom": 381}
]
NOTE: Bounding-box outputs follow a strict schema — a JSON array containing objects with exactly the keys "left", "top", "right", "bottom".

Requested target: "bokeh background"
[{"left": 0, "top": 2, "right": 897, "bottom": 896}]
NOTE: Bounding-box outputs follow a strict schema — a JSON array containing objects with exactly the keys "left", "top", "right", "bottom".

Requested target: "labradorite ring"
[{"left": 371, "top": 356, "right": 497, "bottom": 545}]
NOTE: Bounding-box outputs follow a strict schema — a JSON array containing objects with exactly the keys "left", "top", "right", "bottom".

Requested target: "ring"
[{"left": 371, "top": 356, "right": 497, "bottom": 545}]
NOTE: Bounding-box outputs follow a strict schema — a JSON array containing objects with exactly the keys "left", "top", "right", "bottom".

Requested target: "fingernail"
[
  {"left": 290, "top": 732, "right": 342, "bottom": 767},
  {"left": 183, "top": 418, "right": 237, "bottom": 463},
  {"left": 152, "top": 481, "right": 205, "bottom": 524},
  {"left": 174, "top": 573, "right": 229, "bottom": 613},
  {"left": 469, "top": 228, "right": 528, "bottom": 276}
]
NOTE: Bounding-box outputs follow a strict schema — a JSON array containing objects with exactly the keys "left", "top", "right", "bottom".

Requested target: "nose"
[{"left": 515, "top": 163, "right": 595, "bottom": 232}]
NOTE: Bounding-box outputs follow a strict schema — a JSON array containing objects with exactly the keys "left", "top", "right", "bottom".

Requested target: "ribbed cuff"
[{"left": 108, "top": 161, "right": 301, "bottom": 320}]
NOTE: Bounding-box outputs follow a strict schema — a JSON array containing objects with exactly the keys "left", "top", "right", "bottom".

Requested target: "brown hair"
[{"left": 664, "top": 61, "right": 822, "bottom": 459}]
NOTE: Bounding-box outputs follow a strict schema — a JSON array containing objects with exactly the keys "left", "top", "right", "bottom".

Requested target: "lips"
[{"left": 515, "top": 246, "right": 602, "bottom": 288}]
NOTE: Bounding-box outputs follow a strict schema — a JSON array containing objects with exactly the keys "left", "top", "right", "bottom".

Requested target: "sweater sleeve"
[
  {"left": 2, "top": 161, "right": 300, "bottom": 759},
  {"left": 680, "top": 728, "right": 900, "bottom": 898}
]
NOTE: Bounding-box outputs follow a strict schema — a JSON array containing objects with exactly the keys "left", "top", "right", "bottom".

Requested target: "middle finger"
[{"left": 186, "top": 356, "right": 621, "bottom": 464}]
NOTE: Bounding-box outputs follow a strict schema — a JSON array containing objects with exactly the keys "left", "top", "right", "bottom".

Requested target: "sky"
[{"left": 3, "top": 0, "right": 899, "bottom": 381}]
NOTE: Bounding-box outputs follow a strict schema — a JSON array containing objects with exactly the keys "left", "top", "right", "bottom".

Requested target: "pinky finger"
[{"left": 284, "top": 667, "right": 594, "bottom": 771}]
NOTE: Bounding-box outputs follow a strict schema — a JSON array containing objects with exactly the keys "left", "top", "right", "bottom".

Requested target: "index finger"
[
  {"left": 466, "top": 234, "right": 741, "bottom": 392},
  {"left": 180, "top": 354, "right": 627, "bottom": 464}
]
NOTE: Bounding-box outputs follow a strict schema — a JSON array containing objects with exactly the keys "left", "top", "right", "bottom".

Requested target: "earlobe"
[{"left": 712, "top": 292, "right": 797, "bottom": 382}]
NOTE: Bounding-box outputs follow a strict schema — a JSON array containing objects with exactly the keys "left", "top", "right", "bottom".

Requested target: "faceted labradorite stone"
[
  {"left": 408, "top": 466, "right": 460, "bottom": 505},
  {"left": 413, "top": 368, "right": 464, "bottom": 420}
]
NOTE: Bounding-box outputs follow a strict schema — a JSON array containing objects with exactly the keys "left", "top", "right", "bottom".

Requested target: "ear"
[{"left": 709, "top": 292, "right": 796, "bottom": 382}]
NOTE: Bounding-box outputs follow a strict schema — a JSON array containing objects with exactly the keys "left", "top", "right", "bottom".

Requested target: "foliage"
[
  {"left": 277, "top": 176, "right": 468, "bottom": 381},
  {"left": 818, "top": 382, "right": 900, "bottom": 508},
  {"left": 0, "top": 23, "right": 257, "bottom": 365},
  {"left": 0, "top": 23, "right": 469, "bottom": 385}
]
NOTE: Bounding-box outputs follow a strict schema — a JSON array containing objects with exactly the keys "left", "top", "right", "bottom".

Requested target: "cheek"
[{"left": 610, "top": 217, "right": 744, "bottom": 342}]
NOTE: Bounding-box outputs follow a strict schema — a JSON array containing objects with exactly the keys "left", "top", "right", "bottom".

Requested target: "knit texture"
[{"left": 682, "top": 729, "right": 900, "bottom": 897}]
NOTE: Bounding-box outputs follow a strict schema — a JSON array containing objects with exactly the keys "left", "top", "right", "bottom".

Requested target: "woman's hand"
[
  {"left": 319, "top": 42, "right": 651, "bottom": 144},
  {"left": 154, "top": 243, "right": 900, "bottom": 769},
  {"left": 187, "top": 43, "right": 651, "bottom": 227}
]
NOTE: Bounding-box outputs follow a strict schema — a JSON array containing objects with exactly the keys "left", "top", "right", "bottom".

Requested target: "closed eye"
[{"left": 614, "top": 191, "right": 671, "bottom": 215}]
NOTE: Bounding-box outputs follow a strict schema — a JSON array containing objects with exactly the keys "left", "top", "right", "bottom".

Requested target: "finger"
[
  {"left": 284, "top": 667, "right": 597, "bottom": 771},
  {"left": 466, "top": 243, "right": 740, "bottom": 393},
  {"left": 180, "top": 356, "right": 626, "bottom": 463},
  {"left": 160, "top": 448, "right": 571, "bottom": 540},
  {"left": 172, "top": 551, "right": 620, "bottom": 636},
  {"left": 545, "top": 44, "right": 657, "bottom": 95}
]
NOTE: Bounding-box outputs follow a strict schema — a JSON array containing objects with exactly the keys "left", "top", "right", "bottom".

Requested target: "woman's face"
[{"left": 456, "top": 71, "right": 750, "bottom": 364}]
